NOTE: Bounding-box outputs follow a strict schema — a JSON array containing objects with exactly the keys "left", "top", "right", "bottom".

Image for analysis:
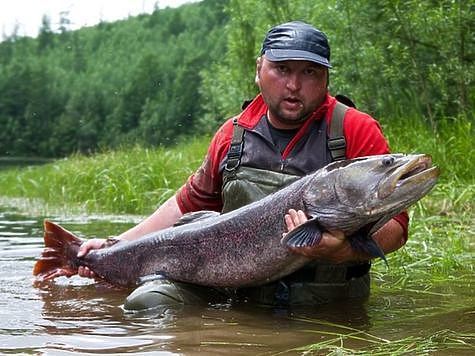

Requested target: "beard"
[{"left": 266, "top": 99, "right": 314, "bottom": 127}]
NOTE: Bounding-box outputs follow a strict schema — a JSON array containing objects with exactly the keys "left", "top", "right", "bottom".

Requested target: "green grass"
[
  {"left": 0, "top": 136, "right": 209, "bottom": 215},
  {"left": 289, "top": 328, "right": 474, "bottom": 355},
  {"left": 381, "top": 115, "right": 474, "bottom": 183},
  {"left": 372, "top": 181, "right": 474, "bottom": 283},
  {"left": 372, "top": 115, "right": 475, "bottom": 285}
]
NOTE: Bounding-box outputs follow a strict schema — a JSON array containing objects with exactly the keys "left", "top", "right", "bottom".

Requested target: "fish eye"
[{"left": 382, "top": 156, "right": 394, "bottom": 167}]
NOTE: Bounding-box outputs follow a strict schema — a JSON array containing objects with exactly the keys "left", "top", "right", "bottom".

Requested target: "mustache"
[{"left": 283, "top": 96, "right": 303, "bottom": 102}]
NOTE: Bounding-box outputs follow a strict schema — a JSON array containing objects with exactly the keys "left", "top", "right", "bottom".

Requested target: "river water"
[{"left": 0, "top": 205, "right": 473, "bottom": 355}]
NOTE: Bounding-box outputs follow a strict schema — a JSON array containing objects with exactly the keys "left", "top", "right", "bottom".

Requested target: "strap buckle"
[
  {"left": 327, "top": 136, "right": 346, "bottom": 150},
  {"left": 224, "top": 141, "right": 243, "bottom": 172}
]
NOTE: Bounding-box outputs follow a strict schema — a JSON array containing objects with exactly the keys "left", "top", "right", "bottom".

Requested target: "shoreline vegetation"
[{"left": 0, "top": 117, "right": 472, "bottom": 213}]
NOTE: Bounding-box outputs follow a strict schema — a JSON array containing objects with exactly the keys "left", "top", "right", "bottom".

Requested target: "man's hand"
[
  {"left": 284, "top": 209, "right": 351, "bottom": 264},
  {"left": 77, "top": 239, "right": 107, "bottom": 278}
]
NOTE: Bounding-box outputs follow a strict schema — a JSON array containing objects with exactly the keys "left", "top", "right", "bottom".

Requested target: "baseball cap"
[{"left": 260, "top": 21, "right": 331, "bottom": 68}]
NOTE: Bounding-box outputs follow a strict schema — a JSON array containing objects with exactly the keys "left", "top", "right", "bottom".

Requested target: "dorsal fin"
[{"left": 173, "top": 210, "right": 220, "bottom": 227}]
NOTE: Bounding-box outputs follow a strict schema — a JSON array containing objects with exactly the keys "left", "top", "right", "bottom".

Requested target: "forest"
[{"left": 0, "top": 0, "right": 473, "bottom": 158}]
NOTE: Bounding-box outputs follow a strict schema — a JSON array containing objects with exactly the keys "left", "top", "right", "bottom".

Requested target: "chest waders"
[
  {"left": 221, "top": 100, "right": 371, "bottom": 306},
  {"left": 123, "top": 100, "right": 371, "bottom": 311}
]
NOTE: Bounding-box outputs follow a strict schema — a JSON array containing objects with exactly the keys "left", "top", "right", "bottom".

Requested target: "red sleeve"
[
  {"left": 392, "top": 212, "right": 409, "bottom": 243},
  {"left": 343, "top": 108, "right": 409, "bottom": 242},
  {"left": 343, "top": 108, "right": 390, "bottom": 158},
  {"left": 175, "top": 119, "right": 235, "bottom": 213}
]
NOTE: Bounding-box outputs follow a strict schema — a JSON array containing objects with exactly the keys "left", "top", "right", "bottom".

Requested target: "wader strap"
[
  {"left": 327, "top": 101, "right": 349, "bottom": 161},
  {"left": 223, "top": 118, "right": 245, "bottom": 182}
]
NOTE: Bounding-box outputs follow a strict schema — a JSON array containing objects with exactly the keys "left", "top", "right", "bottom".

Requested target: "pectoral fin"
[
  {"left": 281, "top": 218, "right": 324, "bottom": 248},
  {"left": 349, "top": 230, "right": 388, "bottom": 265}
]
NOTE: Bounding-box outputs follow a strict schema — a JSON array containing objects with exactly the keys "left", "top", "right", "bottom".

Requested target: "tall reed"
[{"left": 0, "top": 137, "right": 209, "bottom": 215}]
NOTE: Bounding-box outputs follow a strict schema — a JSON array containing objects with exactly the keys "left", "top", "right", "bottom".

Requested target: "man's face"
[{"left": 256, "top": 56, "right": 328, "bottom": 129}]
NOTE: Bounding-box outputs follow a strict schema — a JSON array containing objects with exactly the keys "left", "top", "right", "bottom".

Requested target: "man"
[{"left": 78, "top": 21, "right": 408, "bottom": 308}]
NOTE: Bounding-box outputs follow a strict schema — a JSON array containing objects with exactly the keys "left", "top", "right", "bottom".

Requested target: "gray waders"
[
  {"left": 221, "top": 166, "right": 371, "bottom": 306},
  {"left": 124, "top": 279, "right": 232, "bottom": 311},
  {"left": 124, "top": 100, "right": 370, "bottom": 311}
]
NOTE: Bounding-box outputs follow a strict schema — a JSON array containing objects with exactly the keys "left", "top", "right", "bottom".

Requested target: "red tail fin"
[{"left": 33, "top": 220, "right": 83, "bottom": 282}]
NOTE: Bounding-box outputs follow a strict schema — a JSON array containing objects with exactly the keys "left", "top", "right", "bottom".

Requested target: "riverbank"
[
  {"left": 0, "top": 136, "right": 209, "bottom": 215},
  {"left": 0, "top": 117, "right": 473, "bottom": 214}
]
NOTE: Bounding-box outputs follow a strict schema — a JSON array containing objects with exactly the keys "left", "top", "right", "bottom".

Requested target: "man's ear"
[{"left": 255, "top": 56, "right": 262, "bottom": 85}]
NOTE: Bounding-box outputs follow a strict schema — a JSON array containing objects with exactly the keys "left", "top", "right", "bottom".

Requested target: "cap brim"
[{"left": 264, "top": 49, "right": 331, "bottom": 68}]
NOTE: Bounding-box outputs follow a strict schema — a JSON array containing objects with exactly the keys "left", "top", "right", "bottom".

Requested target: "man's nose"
[{"left": 286, "top": 73, "right": 301, "bottom": 91}]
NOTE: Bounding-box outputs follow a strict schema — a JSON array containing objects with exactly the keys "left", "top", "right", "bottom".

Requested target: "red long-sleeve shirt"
[{"left": 176, "top": 93, "right": 409, "bottom": 239}]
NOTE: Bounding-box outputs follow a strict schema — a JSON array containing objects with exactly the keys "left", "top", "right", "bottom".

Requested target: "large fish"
[{"left": 33, "top": 154, "right": 439, "bottom": 288}]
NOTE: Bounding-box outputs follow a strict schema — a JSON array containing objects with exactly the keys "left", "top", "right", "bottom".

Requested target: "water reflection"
[{"left": 0, "top": 205, "right": 473, "bottom": 354}]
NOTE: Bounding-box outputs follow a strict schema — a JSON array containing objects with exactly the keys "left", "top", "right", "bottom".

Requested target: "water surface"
[{"left": 0, "top": 205, "right": 473, "bottom": 354}]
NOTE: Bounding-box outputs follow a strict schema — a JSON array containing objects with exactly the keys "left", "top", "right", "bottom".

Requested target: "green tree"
[
  {"left": 200, "top": 0, "right": 474, "bottom": 128},
  {"left": 0, "top": 0, "right": 228, "bottom": 157},
  {"left": 37, "top": 15, "right": 54, "bottom": 52}
]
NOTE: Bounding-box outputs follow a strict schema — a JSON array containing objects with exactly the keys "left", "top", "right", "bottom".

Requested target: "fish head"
[{"left": 304, "top": 154, "right": 440, "bottom": 233}]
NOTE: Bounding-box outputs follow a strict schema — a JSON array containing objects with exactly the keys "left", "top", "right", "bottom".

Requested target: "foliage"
[
  {"left": 0, "top": 1, "right": 473, "bottom": 157},
  {"left": 0, "top": 0, "right": 228, "bottom": 157},
  {"left": 200, "top": 0, "right": 474, "bottom": 130},
  {"left": 0, "top": 136, "right": 209, "bottom": 214}
]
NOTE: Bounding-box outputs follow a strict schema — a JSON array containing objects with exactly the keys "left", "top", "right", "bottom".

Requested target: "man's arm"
[
  {"left": 116, "top": 195, "right": 183, "bottom": 241},
  {"left": 76, "top": 122, "right": 234, "bottom": 278},
  {"left": 78, "top": 194, "right": 182, "bottom": 254}
]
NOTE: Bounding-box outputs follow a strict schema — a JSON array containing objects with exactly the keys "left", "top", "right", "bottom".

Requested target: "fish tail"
[{"left": 33, "top": 220, "right": 83, "bottom": 282}]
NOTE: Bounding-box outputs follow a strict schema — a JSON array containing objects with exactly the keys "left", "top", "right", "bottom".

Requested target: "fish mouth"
[{"left": 379, "top": 154, "right": 440, "bottom": 198}]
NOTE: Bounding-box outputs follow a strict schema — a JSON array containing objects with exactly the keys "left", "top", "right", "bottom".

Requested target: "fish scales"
[{"left": 82, "top": 178, "right": 311, "bottom": 287}]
